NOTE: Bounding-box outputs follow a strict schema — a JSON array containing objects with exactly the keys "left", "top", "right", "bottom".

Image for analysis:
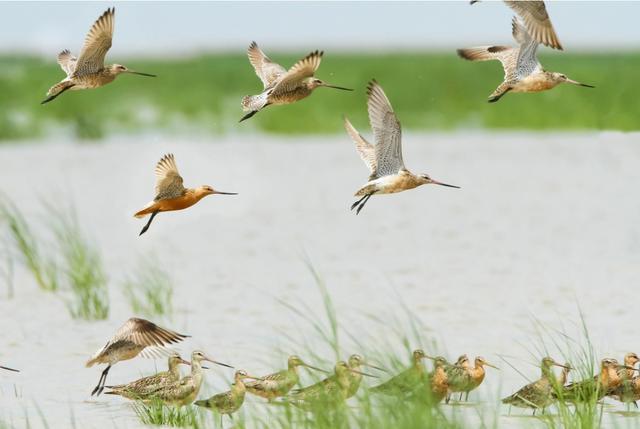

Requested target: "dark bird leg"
[
  {"left": 91, "top": 364, "right": 111, "bottom": 396},
  {"left": 533, "top": 409, "right": 536, "bottom": 416},
  {"left": 350, "top": 194, "right": 368, "bottom": 211},
  {"left": 634, "top": 401, "right": 638, "bottom": 409},
  {"left": 445, "top": 393, "right": 451, "bottom": 404},
  {"left": 464, "top": 391, "right": 469, "bottom": 402},
  {"left": 355, "top": 193, "right": 374, "bottom": 215},
  {"left": 41, "top": 84, "right": 75, "bottom": 104},
  {"left": 459, "top": 393, "right": 463, "bottom": 401},
  {"left": 139, "top": 211, "right": 159, "bottom": 236},
  {"left": 239, "top": 110, "right": 258, "bottom": 122},
  {"left": 488, "top": 84, "right": 512, "bottom": 103}
]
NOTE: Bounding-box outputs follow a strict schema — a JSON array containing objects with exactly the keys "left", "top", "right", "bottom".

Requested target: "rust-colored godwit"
[
  {"left": 457, "top": 17, "right": 593, "bottom": 102},
  {"left": 345, "top": 80, "right": 459, "bottom": 215},
  {"left": 240, "top": 41, "right": 352, "bottom": 121},
  {"left": 42, "top": 8, "right": 155, "bottom": 104},
  {"left": 134, "top": 153, "right": 237, "bottom": 236},
  {"left": 86, "top": 317, "right": 188, "bottom": 396}
]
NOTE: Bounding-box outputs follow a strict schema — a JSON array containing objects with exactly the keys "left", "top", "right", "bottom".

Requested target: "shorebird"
[
  {"left": 0, "top": 364, "right": 19, "bottom": 372},
  {"left": 457, "top": 356, "right": 498, "bottom": 402},
  {"left": 502, "top": 357, "right": 569, "bottom": 414},
  {"left": 151, "top": 350, "right": 233, "bottom": 406},
  {"left": 618, "top": 352, "right": 639, "bottom": 381},
  {"left": 104, "top": 352, "right": 190, "bottom": 400},
  {"left": 195, "top": 370, "right": 263, "bottom": 424},
  {"left": 609, "top": 374, "right": 640, "bottom": 408},
  {"left": 245, "top": 355, "right": 327, "bottom": 401},
  {"left": 344, "top": 354, "right": 387, "bottom": 398},
  {"left": 457, "top": 17, "right": 593, "bottom": 103},
  {"left": 370, "top": 349, "right": 430, "bottom": 396},
  {"left": 41, "top": 8, "right": 155, "bottom": 104},
  {"left": 445, "top": 354, "right": 471, "bottom": 403},
  {"left": 558, "top": 362, "right": 571, "bottom": 386},
  {"left": 470, "top": 1, "right": 563, "bottom": 50},
  {"left": 345, "top": 80, "right": 459, "bottom": 215},
  {"left": 134, "top": 153, "right": 237, "bottom": 236},
  {"left": 561, "top": 358, "right": 636, "bottom": 403},
  {"left": 288, "top": 361, "right": 376, "bottom": 410},
  {"left": 86, "top": 317, "right": 189, "bottom": 396},
  {"left": 425, "top": 356, "right": 455, "bottom": 404},
  {"left": 240, "top": 41, "right": 352, "bottom": 122}
]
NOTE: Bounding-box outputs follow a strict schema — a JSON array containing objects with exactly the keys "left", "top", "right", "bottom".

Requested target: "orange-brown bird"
[{"left": 134, "top": 154, "right": 237, "bottom": 236}]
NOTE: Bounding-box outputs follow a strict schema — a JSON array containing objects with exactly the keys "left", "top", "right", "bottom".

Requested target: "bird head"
[
  {"left": 288, "top": 355, "right": 327, "bottom": 373},
  {"left": 625, "top": 352, "right": 639, "bottom": 367},
  {"left": 551, "top": 72, "right": 594, "bottom": 88},
  {"left": 419, "top": 174, "right": 460, "bottom": 189},
  {"left": 474, "top": 356, "right": 499, "bottom": 370},
  {"left": 111, "top": 64, "right": 156, "bottom": 77},
  {"left": 305, "top": 78, "right": 353, "bottom": 92},
  {"left": 197, "top": 185, "right": 237, "bottom": 198}
]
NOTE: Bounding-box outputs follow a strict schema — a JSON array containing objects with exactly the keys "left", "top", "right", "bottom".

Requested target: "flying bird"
[{"left": 42, "top": 8, "right": 155, "bottom": 104}]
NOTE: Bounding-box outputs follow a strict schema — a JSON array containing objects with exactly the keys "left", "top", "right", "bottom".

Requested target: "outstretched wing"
[
  {"left": 344, "top": 117, "right": 376, "bottom": 178},
  {"left": 113, "top": 318, "right": 188, "bottom": 349},
  {"left": 73, "top": 8, "right": 114, "bottom": 77},
  {"left": 511, "top": 17, "right": 541, "bottom": 79},
  {"left": 153, "top": 154, "right": 185, "bottom": 201},
  {"left": 366, "top": 80, "right": 404, "bottom": 178},
  {"left": 57, "top": 50, "right": 77, "bottom": 77},
  {"left": 504, "top": 1, "right": 562, "bottom": 50},
  {"left": 247, "top": 41, "right": 287, "bottom": 89},
  {"left": 457, "top": 45, "right": 518, "bottom": 82},
  {"left": 271, "top": 50, "right": 323, "bottom": 95}
]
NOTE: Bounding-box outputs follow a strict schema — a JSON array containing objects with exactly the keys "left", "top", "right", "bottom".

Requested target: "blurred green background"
[{"left": 1, "top": 52, "right": 637, "bottom": 141}]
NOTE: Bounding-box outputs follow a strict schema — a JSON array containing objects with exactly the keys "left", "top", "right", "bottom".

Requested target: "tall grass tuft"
[
  {"left": 124, "top": 256, "right": 173, "bottom": 317},
  {"left": 0, "top": 199, "right": 58, "bottom": 292},
  {"left": 51, "top": 206, "right": 109, "bottom": 320},
  {"left": 132, "top": 400, "right": 203, "bottom": 428},
  {"left": 0, "top": 242, "right": 14, "bottom": 299}
]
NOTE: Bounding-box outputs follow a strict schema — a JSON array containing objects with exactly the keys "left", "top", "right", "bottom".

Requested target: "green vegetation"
[
  {"left": 124, "top": 256, "right": 173, "bottom": 317},
  {"left": 0, "top": 52, "right": 638, "bottom": 141},
  {"left": 51, "top": 206, "right": 109, "bottom": 320},
  {"left": 0, "top": 199, "right": 58, "bottom": 291},
  {"left": 132, "top": 400, "right": 203, "bottom": 428}
]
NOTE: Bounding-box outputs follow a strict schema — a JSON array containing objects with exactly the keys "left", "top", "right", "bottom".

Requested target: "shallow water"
[{"left": 0, "top": 132, "right": 639, "bottom": 428}]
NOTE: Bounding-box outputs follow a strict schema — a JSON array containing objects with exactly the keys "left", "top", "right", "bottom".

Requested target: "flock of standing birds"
[{"left": 4, "top": 0, "right": 629, "bottom": 426}]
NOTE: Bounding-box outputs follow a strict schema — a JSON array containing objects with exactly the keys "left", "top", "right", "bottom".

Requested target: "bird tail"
[
  {"left": 241, "top": 93, "right": 269, "bottom": 112},
  {"left": 456, "top": 46, "right": 510, "bottom": 62},
  {"left": 194, "top": 399, "right": 209, "bottom": 408},
  {"left": 42, "top": 80, "right": 75, "bottom": 104},
  {"left": 134, "top": 202, "right": 156, "bottom": 218}
]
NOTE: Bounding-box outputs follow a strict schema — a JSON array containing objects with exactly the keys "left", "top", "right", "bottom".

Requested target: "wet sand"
[{"left": 0, "top": 132, "right": 639, "bottom": 428}]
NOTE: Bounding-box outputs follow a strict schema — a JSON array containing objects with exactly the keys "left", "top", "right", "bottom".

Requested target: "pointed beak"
[
  {"left": 322, "top": 83, "right": 353, "bottom": 91},
  {"left": 203, "top": 355, "right": 234, "bottom": 369},
  {"left": 349, "top": 368, "right": 378, "bottom": 378},
  {"left": 565, "top": 78, "right": 594, "bottom": 88},
  {"left": 180, "top": 359, "right": 191, "bottom": 366},
  {"left": 431, "top": 179, "right": 460, "bottom": 189},
  {"left": 213, "top": 190, "right": 238, "bottom": 195},
  {"left": 0, "top": 365, "right": 19, "bottom": 372},
  {"left": 363, "top": 363, "right": 389, "bottom": 372},
  {"left": 619, "top": 364, "right": 640, "bottom": 371},
  {"left": 484, "top": 362, "right": 500, "bottom": 370},
  {"left": 245, "top": 374, "right": 265, "bottom": 381},
  {"left": 127, "top": 70, "right": 156, "bottom": 77},
  {"left": 303, "top": 364, "right": 330, "bottom": 373},
  {"left": 553, "top": 362, "right": 571, "bottom": 370}
]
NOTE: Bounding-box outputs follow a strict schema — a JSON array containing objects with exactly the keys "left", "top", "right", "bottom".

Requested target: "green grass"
[
  {"left": 0, "top": 198, "right": 58, "bottom": 291},
  {"left": 51, "top": 206, "right": 109, "bottom": 320},
  {"left": 124, "top": 256, "right": 173, "bottom": 318},
  {"left": 0, "top": 52, "right": 638, "bottom": 141},
  {"left": 132, "top": 400, "right": 203, "bottom": 428}
]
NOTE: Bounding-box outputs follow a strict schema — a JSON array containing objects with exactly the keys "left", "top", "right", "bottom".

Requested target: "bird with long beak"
[
  {"left": 562, "top": 358, "right": 639, "bottom": 403},
  {"left": 240, "top": 41, "right": 352, "bottom": 121},
  {"left": 457, "top": 17, "right": 593, "bottom": 102},
  {"left": 104, "top": 352, "right": 190, "bottom": 400},
  {"left": 245, "top": 355, "right": 328, "bottom": 401},
  {"left": 344, "top": 354, "right": 388, "bottom": 398},
  {"left": 134, "top": 153, "right": 237, "bottom": 236},
  {"left": 42, "top": 8, "right": 155, "bottom": 104},
  {"left": 150, "top": 350, "right": 234, "bottom": 406},
  {"left": 345, "top": 80, "right": 459, "bottom": 215},
  {"left": 503, "top": 357, "right": 570, "bottom": 415}
]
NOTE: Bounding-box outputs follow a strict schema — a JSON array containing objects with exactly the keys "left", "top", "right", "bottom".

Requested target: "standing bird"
[
  {"left": 195, "top": 370, "right": 263, "bottom": 424},
  {"left": 104, "top": 352, "right": 190, "bottom": 400},
  {"left": 288, "top": 361, "right": 376, "bottom": 409},
  {"left": 458, "top": 356, "right": 499, "bottom": 402},
  {"left": 446, "top": 354, "right": 471, "bottom": 403},
  {"left": 457, "top": 18, "right": 593, "bottom": 103},
  {"left": 245, "top": 355, "right": 327, "bottom": 401},
  {"left": 345, "top": 80, "right": 459, "bottom": 215},
  {"left": 134, "top": 153, "right": 237, "bottom": 236},
  {"left": 470, "top": 1, "right": 563, "bottom": 50},
  {"left": 558, "top": 362, "right": 572, "bottom": 386},
  {"left": 344, "top": 354, "right": 387, "bottom": 398},
  {"left": 240, "top": 41, "right": 352, "bottom": 121},
  {"left": 424, "top": 356, "right": 457, "bottom": 405},
  {"left": 86, "top": 317, "right": 189, "bottom": 396},
  {"left": 42, "top": 8, "right": 155, "bottom": 104},
  {"left": 618, "top": 352, "right": 640, "bottom": 381},
  {"left": 370, "top": 349, "right": 430, "bottom": 396},
  {"left": 151, "top": 350, "right": 234, "bottom": 406},
  {"left": 561, "top": 358, "right": 636, "bottom": 403}
]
